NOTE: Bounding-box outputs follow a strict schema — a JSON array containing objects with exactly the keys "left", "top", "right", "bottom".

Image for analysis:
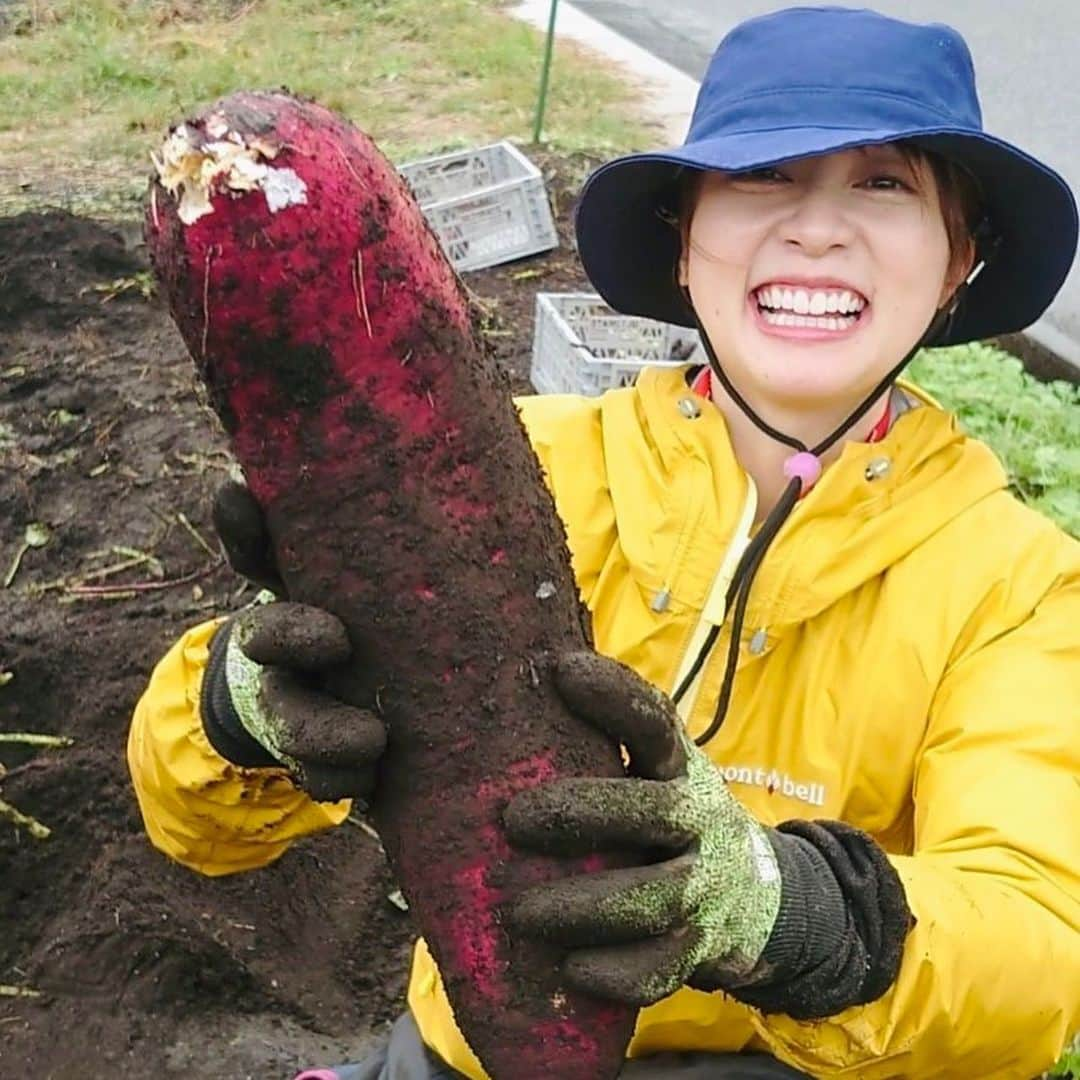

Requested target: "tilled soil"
[{"left": 0, "top": 154, "right": 594, "bottom": 1079}]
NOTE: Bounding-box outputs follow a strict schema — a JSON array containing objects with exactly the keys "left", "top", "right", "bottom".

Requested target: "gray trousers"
[{"left": 293, "top": 1012, "right": 813, "bottom": 1080}]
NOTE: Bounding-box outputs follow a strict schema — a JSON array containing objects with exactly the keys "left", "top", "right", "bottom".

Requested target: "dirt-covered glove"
[
  {"left": 212, "top": 478, "right": 287, "bottom": 597},
  {"left": 503, "top": 651, "right": 784, "bottom": 1006},
  {"left": 201, "top": 480, "right": 386, "bottom": 803}
]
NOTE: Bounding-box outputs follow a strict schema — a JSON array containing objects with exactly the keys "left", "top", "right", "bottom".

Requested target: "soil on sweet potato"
[{"left": 0, "top": 153, "right": 595, "bottom": 1079}]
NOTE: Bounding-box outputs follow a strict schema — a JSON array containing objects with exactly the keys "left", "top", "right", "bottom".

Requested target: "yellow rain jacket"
[{"left": 129, "top": 367, "right": 1080, "bottom": 1079}]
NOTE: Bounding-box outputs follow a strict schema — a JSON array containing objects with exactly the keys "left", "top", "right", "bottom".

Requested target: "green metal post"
[{"left": 532, "top": 0, "right": 560, "bottom": 143}]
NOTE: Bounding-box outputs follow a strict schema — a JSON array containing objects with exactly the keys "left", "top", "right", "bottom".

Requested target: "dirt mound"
[
  {"left": 0, "top": 155, "right": 592, "bottom": 1079},
  {"left": 0, "top": 212, "right": 145, "bottom": 330}
]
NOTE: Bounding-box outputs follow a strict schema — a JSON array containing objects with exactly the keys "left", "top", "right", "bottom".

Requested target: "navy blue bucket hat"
[{"left": 575, "top": 5, "right": 1077, "bottom": 346}]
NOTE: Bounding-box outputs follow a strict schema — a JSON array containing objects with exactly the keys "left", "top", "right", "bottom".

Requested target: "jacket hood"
[{"left": 601, "top": 366, "right": 1009, "bottom": 634}]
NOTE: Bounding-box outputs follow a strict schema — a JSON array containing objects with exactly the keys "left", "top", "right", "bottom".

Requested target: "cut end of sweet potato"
[{"left": 151, "top": 115, "right": 308, "bottom": 225}]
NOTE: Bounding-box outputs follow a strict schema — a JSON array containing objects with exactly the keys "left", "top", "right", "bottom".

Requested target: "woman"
[{"left": 128, "top": 7, "right": 1080, "bottom": 1078}]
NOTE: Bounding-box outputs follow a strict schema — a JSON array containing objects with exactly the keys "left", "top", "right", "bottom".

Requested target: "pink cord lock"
[{"left": 783, "top": 451, "right": 822, "bottom": 496}]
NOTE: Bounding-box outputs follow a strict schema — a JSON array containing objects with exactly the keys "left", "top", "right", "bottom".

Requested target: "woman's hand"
[
  {"left": 201, "top": 480, "right": 386, "bottom": 803},
  {"left": 503, "top": 652, "right": 783, "bottom": 1006},
  {"left": 212, "top": 478, "right": 288, "bottom": 597}
]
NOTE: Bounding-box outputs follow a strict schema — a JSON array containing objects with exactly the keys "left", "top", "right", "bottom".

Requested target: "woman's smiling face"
[{"left": 680, "top": 145, "right": 970, "bottom": 413}]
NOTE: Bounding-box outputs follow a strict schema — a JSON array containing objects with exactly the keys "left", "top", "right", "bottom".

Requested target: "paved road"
[{"left": 572, "top": 0, "right": 1080, "bottom": 352}]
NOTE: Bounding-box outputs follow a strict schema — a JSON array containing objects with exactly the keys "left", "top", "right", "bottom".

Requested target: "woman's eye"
[
  {"left": 735, "top": 168, "right": 786, "bottom": 183},
  {"left": 863, "top": 174, "right": 911, "bottom": 191},
  {"left": 727, "top": 169, "right": 913, "bottom": 190}
]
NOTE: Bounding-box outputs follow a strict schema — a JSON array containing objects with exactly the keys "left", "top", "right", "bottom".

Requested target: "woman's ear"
[
  {"left": 939, "top": 235, "right": 977, "bottom": 309},
  {"left": 674, "top": 171, "right": 701, "bottom": 290},
  {"left": 677, "top": 243, "right": 690, "bottom": 287}
]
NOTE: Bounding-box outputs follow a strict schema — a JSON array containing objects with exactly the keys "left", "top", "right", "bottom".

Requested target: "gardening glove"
[
  {"left": 201, "top": 480, "right": 386, "bottom": 803},
  {"left": 503, "top": 651, "right": 785, "bottom": 1007},
  {"left": 213, "top": 478, "right": 287, "bottom": 597}
]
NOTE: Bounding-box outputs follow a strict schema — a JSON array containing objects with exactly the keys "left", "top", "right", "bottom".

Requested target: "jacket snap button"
[
  {"left": 748, "top": 628, "right": 768, "bottom": 655},
  {"left": 864, "top": 456, "right": 892, "bottom": 481},
  {"left": 650, "top": 588, "right": 672, "bottom": 613},
  {"left": 677, "top": 397, "right": 701, "bottom": 419}
]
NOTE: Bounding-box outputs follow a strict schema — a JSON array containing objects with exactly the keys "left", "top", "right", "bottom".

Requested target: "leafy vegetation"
[
  {"left": 909, "top": 342, "right": 1080, "bottom": 536},
  {"left": 1048, "top": 1033, "right": 1080, "bottom": 1079}
]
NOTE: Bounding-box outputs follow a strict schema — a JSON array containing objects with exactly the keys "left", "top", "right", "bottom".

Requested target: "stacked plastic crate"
[
  {"left": 398, "top": 141, "right": 558, "bottom": 273},
  {"left": 399, "top": 143, "right": 698, "bottom": 397},
  {"left": 530, "top": 293, "right": 702, "bottom": 396}
]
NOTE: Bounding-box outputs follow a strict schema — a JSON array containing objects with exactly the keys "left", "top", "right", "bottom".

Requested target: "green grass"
[
  {"left": 1049, "top": 1033, "right": 1080, "bottom": 1079},
  {"left": 0, "top": 0, "right": 650, "bottom": 217},
  {"left": 909, "top": 342, "right": 1080, "bottom": 536}
]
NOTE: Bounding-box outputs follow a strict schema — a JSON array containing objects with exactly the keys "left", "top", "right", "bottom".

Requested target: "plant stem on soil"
[
  {"left": 0, "top": 798, "right": 51, "bottom": 839},
  {"left": 0, "top": 734, "right": 73, "bottom": 747},
  {"left": 64, "top": 559, "right": 223, "bottom": 596}
]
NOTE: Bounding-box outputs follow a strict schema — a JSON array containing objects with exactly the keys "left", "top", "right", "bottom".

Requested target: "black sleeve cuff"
[
  {"left": 199, "top": 619, "right": 280, "bottom": 769},
  {"left": 719, "top": 820, "right": 913, "bottom": 1020}
]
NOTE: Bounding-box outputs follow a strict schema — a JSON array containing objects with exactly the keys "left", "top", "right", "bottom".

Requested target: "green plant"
[
  {"left": 908, "top": 342, "right": 1080, "bottom": 536},
  {"left": 1048, "top": 1032, "right": 1080, "bottom": 1079}
]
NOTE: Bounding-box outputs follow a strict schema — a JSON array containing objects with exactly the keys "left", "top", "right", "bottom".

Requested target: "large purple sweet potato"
[{"left": 145, "top": 90, "right": 635, "bottom": 1079}]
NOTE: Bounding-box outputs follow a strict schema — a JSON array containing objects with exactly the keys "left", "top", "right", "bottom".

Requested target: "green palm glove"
[{"left": 504, "top": 651, "right": 783, "bottom": 1006}]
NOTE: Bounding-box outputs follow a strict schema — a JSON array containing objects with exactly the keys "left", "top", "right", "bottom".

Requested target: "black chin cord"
[{"left": 676, "top": 226, "right": 997, "bottom": 747}]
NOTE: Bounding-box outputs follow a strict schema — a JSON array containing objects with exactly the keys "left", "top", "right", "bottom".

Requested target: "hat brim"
[{"left": 574, "top": 127, "right": 1077, "bottom": 346}]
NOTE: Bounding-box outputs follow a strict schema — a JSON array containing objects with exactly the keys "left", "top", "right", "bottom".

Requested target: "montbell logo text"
[{"left": 720, "top": 765, "right": 827, "bottom": 807}]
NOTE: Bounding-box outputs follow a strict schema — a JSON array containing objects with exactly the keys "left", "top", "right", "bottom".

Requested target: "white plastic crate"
[
  {"left": 398, "top": 141, "right": 558, "bottom": 272},
  {"left": 531, "top": 293, "right": 704, "bottom": 396}
]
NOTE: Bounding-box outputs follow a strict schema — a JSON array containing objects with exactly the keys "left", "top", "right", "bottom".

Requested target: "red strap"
[
  {"left": 690, "top": 367, "right": 893, "bottom": 443},
  {"left": 690, "top": 365, "right": 712, "bottom": 398},
  {"left": 866, "top": 396, "right": 893, "bottom": 444}
]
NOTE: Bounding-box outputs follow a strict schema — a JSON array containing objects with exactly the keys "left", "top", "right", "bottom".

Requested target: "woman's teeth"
[
  {"left": 754, "top": 285, "right": 867, "bottom": 331},
  {"left": 760, "top": 310, "right": 857, "bottom": 330}
]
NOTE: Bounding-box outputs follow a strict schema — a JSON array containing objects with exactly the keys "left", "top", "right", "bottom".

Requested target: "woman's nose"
[{"left": 779, "top": 188, "right": 855, "bottom": 255}]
